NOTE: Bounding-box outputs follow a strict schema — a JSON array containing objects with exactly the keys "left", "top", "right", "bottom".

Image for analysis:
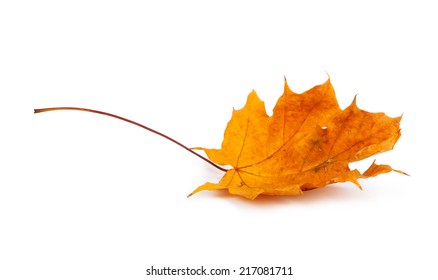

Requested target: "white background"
[{"left": 1, "top": 1, "right": 436, "bottom": 279}]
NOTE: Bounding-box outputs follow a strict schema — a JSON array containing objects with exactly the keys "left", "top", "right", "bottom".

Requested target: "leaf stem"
[{"left": 34, "top": 107, "right": 228, "bottom": 172}]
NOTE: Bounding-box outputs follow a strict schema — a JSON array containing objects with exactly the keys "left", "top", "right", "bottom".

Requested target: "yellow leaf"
[{"left": 191, "top": 78, "right": 404, "bottom": 199}]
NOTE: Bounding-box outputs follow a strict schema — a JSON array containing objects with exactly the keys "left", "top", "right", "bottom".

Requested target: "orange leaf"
[{"left": 191, "top": 78, "right": 403, "bottom": 199}]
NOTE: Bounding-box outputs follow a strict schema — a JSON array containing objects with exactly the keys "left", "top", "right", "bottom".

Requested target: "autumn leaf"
[
  {"left": 191, "top": 78, "right": 405, "bottom": 199},
  {"left": 34, "top": 77, "right": 405, "bottom": 201}
]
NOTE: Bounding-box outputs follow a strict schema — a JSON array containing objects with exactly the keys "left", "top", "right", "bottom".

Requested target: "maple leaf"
[{"left": 191, "top": 78, "right": 405, "bottom": 199}]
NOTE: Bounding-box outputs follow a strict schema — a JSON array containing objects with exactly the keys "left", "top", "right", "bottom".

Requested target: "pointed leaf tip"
[{"left": 352, "top": 94, "right": 358, "bottom": 105}]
